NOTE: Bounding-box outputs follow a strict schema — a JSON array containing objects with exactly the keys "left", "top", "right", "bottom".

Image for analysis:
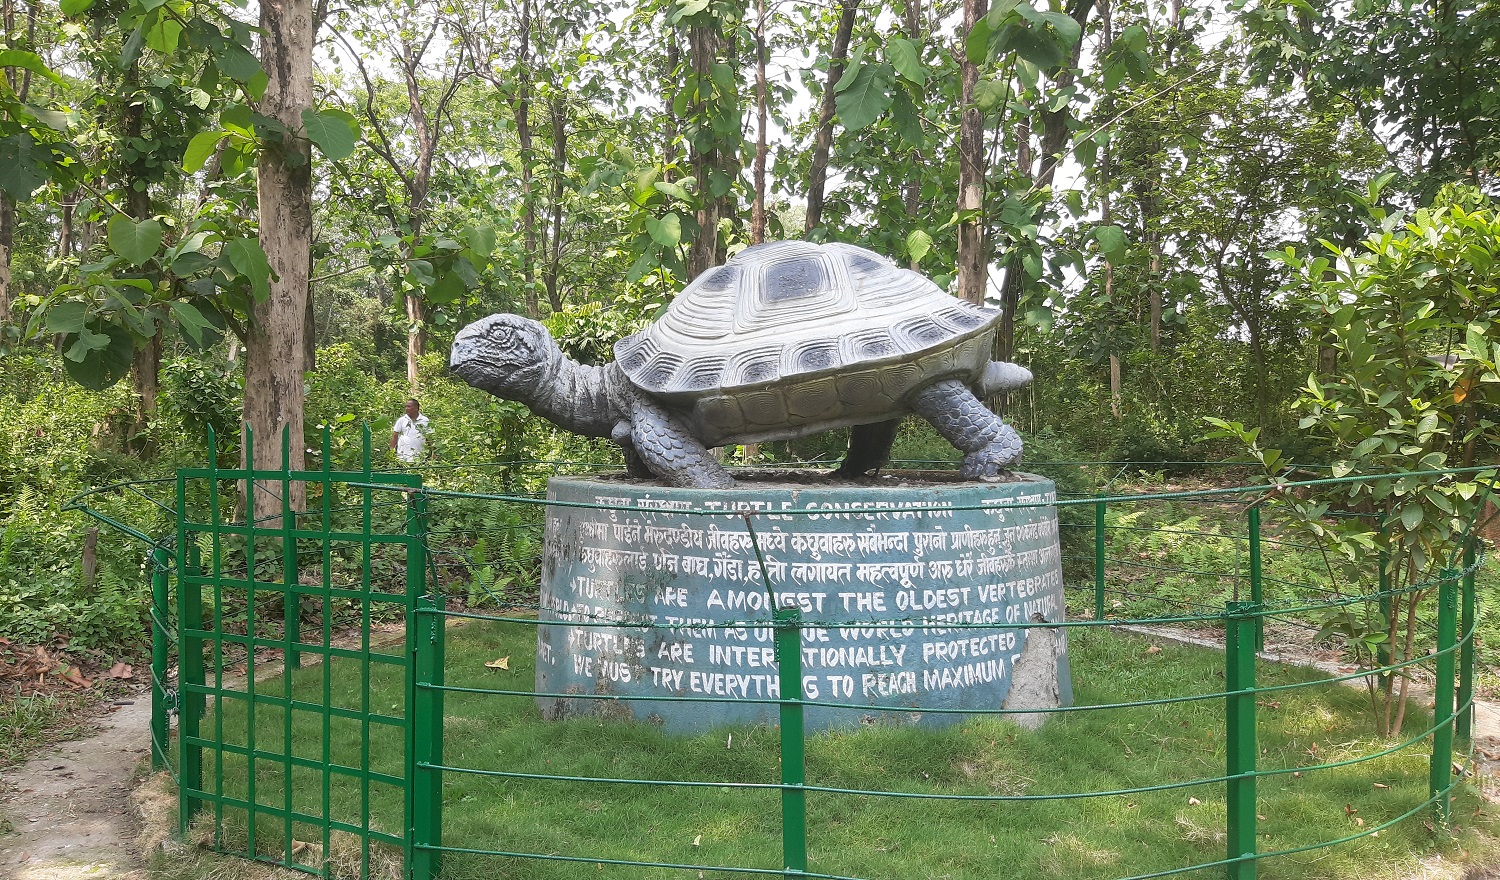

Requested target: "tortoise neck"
[{"left": 528, "top": 357, "right": 621, "bottom": 438}]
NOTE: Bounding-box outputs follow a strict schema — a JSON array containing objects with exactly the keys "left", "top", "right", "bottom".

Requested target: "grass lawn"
[{"left": 190, "top": 618, "right": 1500, "bottom": 880}]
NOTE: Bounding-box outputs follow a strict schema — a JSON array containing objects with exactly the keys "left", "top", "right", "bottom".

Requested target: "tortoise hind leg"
[
  {"left": 909, "top": 379, "right": 1022, "bottom": 478},
  {"left": 834, "top": 418, "right": 902, "bottom": 477}
]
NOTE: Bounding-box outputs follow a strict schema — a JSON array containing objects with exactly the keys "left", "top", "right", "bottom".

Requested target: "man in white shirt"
[{"left": 390, "top": 398, "right": 432, "bottom": 463}]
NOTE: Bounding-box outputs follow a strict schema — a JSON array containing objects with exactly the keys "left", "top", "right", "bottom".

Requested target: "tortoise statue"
[{"left": 449, "top": 241, "right": 1031, "bottom": 489}]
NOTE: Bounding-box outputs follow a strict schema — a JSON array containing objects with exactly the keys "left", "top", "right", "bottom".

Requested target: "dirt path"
[{"left": 0, "top": 695, "right": 150, "bottom": 880}]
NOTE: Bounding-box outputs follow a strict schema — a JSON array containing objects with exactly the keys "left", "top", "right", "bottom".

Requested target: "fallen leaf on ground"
[
  {"left": 107, "top": 662, "right": 134, "bottom": 680},
  {"left": 1187, "top": 797, "right": 1201, "bottom": 806},
  {"left": 692, "top": 835, "right": 701, "bottom": 846},
  {"left": 485, "top": 656, "right": 510, "bottom": 670},
  {"left": 1145, "top": 646, "right": 1162, "bottom": 655}
]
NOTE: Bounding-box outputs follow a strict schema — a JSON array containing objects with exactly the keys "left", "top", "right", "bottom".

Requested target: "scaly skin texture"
[
  {"left": 909, "top": 378, "right": 1023, "bottom": 478},
  {"left": 451, "top": 314, "right": 1027, "bottom": 488}
]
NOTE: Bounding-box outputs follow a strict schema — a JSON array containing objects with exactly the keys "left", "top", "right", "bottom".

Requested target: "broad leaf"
[
  {"left": 224, "top": 237, "right": 272, "bottom": 301},
  {"left": 0, "top": 50, "right": 64, "bottom": 85},
  {"left": 215, "top": 42, "right": 260, "bottom": 81},
  {"left": 46, "top": 301, "right": 88, "bottom": 334},
  {"left": 1094, "top": 224, "right": 1128, "bottom": 262},
  {"left": 463, "top": 224, "right": 496, "bottom": 261},
  {"left": 887, "top": 38, "right": 926, "bottom": 84},
  {"left": 0, "top": 133, "right": 47, "bottom": 200},
  {"left": 906, "top": 229, "right": 933, "bottom": 265},
  {"left": 182, "top": 130, "right": 224, "bottom": 173},
  {"left": 62, "top": 321, "right": 134, "bottom": 391},
  {"left": 654, "top": 180, "right": 693, "bottom": 201},
  {"left": 426, "top": 270, "right": 466, "bottom": 304},
  {"left": 986, "top": 0, "right": 1020, "bottom": 28},
  {"left": 890, "top": 90, "right": 926, "bottom": 148},
  {"left": 59, "top": 0, "right": 95, "bottom": 14},
  {"left": 834, "top": 64, "right": 894, "bottom": 131},
  {"left": 998, "top": 21, "right": 1066, "bottom": 69},
  {"left": 107, "top": 215, "right": 164, "bottom": 266},
  {"left": 301, "top": 108, "right": 358, "bottom": 161},
  {"left": 645, "top": 212, "right": 682, "bottom": 247},
  {"left": 145, "top": 16, "right": 182, "bottom": 53},
  {"left": 169, "top": 301, "right": 214, "bottom": 344}
]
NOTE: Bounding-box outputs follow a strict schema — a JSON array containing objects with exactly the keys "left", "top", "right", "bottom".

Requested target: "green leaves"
[
  {"left": 62, "top": 321, "right": 135, "bottom": 391},
  {"left": 0, "top": 133, "right": 47, "bottom": 199},
  {"left": 301, "top": 108, "right": 360, "bottom": 161},
  {"left": 906, "top": 229, "right": 933, "bottom": 266},
  {"left": 107, "top": 215, "right": 165, "bottom": 267},
  {"left": 645, "top": 212, "right": 683, "bottom": 248},
  {"left": 224, "top": 237, "right": 273, "bottom": 301},
  {"left": 45, "top": 302, "right": 89, "bottom": 335},
  {"left": 986, "top": 3, "right": 1084, "bottom": 70},
  {"left": 182, "top": 130, "right": 223, "bottom": 173},
  {"left": 1094, "top": 225, "right": 1128, "bottom": 262},
  {"left": 835, "top": 63, "right": 895, "bottom": 131},
  {"left": 887, "top": 38, "right": 926, "bottom": 85},
  {"left": 0, "top": 50, "right": 65, "bottom": 86}
]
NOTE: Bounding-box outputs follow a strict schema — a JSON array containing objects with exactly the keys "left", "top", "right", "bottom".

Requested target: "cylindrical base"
[{"left": 537, "top": 472, "right": 1071, "bottom": 734}]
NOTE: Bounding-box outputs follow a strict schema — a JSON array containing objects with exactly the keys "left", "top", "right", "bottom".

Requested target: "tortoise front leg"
[
  {"left": 627, "top": 392, "right": 736, "bottom": 489},
  {"left": 909, "top": 379, "right": 1022, "bottom": 478},
  {"left": 611, "top": 421, "right": 656, "bottom": 479}
]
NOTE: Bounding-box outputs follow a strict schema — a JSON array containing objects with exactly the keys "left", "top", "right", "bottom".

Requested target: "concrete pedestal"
[{"left": 537, "top": 472, "right": 1071, "bottom": 733}]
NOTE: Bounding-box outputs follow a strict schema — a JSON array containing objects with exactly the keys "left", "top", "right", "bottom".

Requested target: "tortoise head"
[{"left": 449, "top": 313, "right": 562, "bottom": 401}]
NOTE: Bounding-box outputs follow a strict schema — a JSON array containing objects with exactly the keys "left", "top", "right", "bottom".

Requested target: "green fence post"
[
  {"left": 1458, "top": 536, "right": 1477, "bottom": 743},
  {"left": 282, "top": 425, "right": 301, "bottom": 670},
  {"left": 1247, "top": 506, "right": 1264, "bottom": 653},
  {"left": 1225, "top": 601, "right": 1258, "bottom": 880},
  {"left": 775, "top": 606, "right": 807, "bottom": 877},
  {"left": 1430, "top": 570, "right": 1459, "bottom": 826},
  {"left": 176, "top": 475, "right": 204, "bottom": 836},
  {"left": 408, "top": 488, "right": 443, "bottom": 880},
  {"left": 1094, "top": 496, "right": 1107, "bottom": 621},
  {"left": 150, "top": 545, "right": 171, "bottom": 772}
]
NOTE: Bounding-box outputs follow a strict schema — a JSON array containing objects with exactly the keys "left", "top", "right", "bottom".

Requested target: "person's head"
[{"left": 405, "top": 399, "right": 420, "bottom": 418}]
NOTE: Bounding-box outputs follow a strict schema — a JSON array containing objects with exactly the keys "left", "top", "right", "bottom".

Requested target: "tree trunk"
[
  {"left": 405, "top": 293, "right": 425, "bottom": 386},
  {"left": 545, "top": 95, "right": 567, "bottom": 311},
  {"left": 687, "top": 21, "right": 725, "bottom": 278},
  {"left": 0, "top": 0, "right": 15, "bottom": 326},
  {"left": 900, "top": 0, "right": 924, "bottom": 255},
  {"left": 130, "top": 328, "right": 162, "bottom": 446},
  {"left": 245, "top": 0, "right": 313, "bottom": 521},
  {"left": 804, "top": 0, "right": 859, "bottom": 235},
  {"left": 955, "top": 0, "right": 985, "bottom": 305},
  {"left": 513, "top": 0, "right": 538, "bottom": 317},
  {"left": 1109, "top": 353, "right": 1122, "bottom": 419},
  {"left": 123, "top": 76, "right": 159, "bottom": 451},
  {"left": 750, "top": 0, "right": 768, "bottom": 245},
  {"left": 59, "top": 193, "right": 74, "bottom": 259},
  {"left": 0, "top": 0, "right": 15, "bottom": 321},
  {"left": 663, "top": 41, "right": 680, "bottom": 177},
  {"left": 0, "top": 193, "right": 12, "bottom": 330}
]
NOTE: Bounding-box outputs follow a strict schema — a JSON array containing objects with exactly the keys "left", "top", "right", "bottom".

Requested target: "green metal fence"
[{"left": 69, "top": 440, "right": 1496, "bottom": 880}]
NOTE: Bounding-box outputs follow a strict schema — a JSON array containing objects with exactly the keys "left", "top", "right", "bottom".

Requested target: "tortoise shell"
[{"left": 614, "top": 241, "right": 1000, "bottom": 446}]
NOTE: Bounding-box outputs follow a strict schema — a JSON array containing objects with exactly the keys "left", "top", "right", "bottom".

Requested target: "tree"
[
  {"left": 333, "top": 1, "right": 470, "bottom": 385},
  {"left": 1239, "top": 0, "right": 1500, "bottom": 198},
  {"left": 1212, "top": 197, "right": 1500, "bottom": 735},
  {"left": 245, "top": 0, "right": 314, "bottom": 515}
]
